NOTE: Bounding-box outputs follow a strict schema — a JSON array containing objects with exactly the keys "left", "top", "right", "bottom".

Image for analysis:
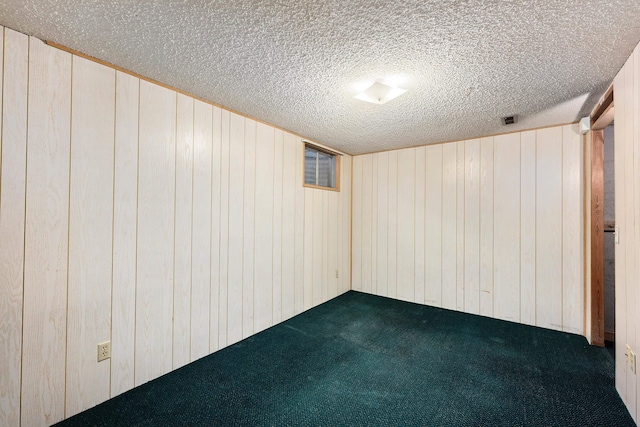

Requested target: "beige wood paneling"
[
  {"left": 370, "top": 154, "right": 378, "bottom": 296},
  {"left": 414, "top": 147, "right": 426, "bottom": 304},
  {"left": 293, "top": 139, "right": 305, "bottom": 314},
  {"left": 425, "top": 144, "right": 443, "bottom": 307},
  {"left": 562, "top": 125, "right": 584, "bottom": 334},
  {"left": 375, "top": 152, "right": 389, "bottom": 297},
  {"left": 135, "top": 81, "right": 176, "bottom": 386},
  {"left": 464, "top": 139, "right": 480, "bottom": 315},
  {"left": 613, "top": 44, "right": 639, "bottom": 421},
  {"left": 227, "top": 112, "right": 245, "bottom": 345},
  {"left": 352, "top": 124, "right": 584, "bottom": 337},
  {"left": 272, "top": 130, "right": 284, "bottom": 323},
  {"left": 21, "top": 39, "right": 71, "bottom": 427},
  {"left": 397, "top": 149, "right": 416, "bottom": 302},
  {"left": 456, "top": 142, "right": 465, "bottom": 311},
  {"left": 173, "top": 93, "right": 194, "bottom": 369},
  {"left": 0, "top": 27, "right": 28, "bottom": 427},
  {"left": 535, "top": 127, "right": 563, "bottom": 331},
  {"left": 242, "top": 119, "right": 257, "bottom": 336},
  {"left": 218, "top": 109, "right": 230, "bottom": 347},
  {"left": 441, "top": 143, "right": 457, "bottom": 310},
  {"left": 478, "top": 137, "right": 494, "bottom": 317},
  {"left": 111, "top": 71, "right": 139, "bottom": 397},
  {"left": 303, "top": 187, "right": 314, "bottom": 309},
  {"left": 191, "top": 100, "right": 213, "bottom": 358},
  {"left": 66, "top": 55, "right": 115, "bottom": 417},
  {"left": 210, "top": 106, "right": 222, "bottom": 353},
  {"left": 519, "top": 130, "right": 536, "bottom": 326},
  {"left": 281, "top": 133, "right": 297, "bottom": 320},
  {"left": 312, "top": 189, "right": 323, "bottom": 305},
  {"left": 493, "top": 133, "right": 521, "bottom": 323},
  {"left": 0, "top": 27, "right": 352, "bottom": 425},
  {"left": 361, "top": 156, "right": 373, "bottom": 294},
  {"left": 254, "top": 123, "right": 274, "bottom": 333},
  {"left": 387, "top": 151, "right": 398, "bottom": 299},
  {"left": 351, "top": 156, "right": 362, "bottom": 291}
]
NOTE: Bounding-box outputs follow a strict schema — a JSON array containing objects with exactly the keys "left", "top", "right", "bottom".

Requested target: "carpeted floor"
[{"left": 56, "top": 291, "right": 634, "bottom": 426}]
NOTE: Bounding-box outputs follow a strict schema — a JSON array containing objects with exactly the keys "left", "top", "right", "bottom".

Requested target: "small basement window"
[{"left": 304, "top": 143, "right": 340, "bottom": 191}]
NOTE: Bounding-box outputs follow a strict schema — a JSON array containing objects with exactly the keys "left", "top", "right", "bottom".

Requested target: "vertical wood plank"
[
  {"left": 66, "top": 56, "right": 115, "bottom": 417},
  {"left": 456, "top": 142, "right": 465, "bottom": 311},
  {"left": 294, "top": 140, "right": 305, "bottom": 313},
  {"left": 397, "top": 149, "right": 416, "bottom": 302},
  {"left": 272, "top": 130, "right": 283, "bottom": 322},
  {"left": 493, "top": 133, "right": 521, "bottom": 323},
  {"left": 322, "top": 190, "right": 329, "bottom": 301},
  {"left": 562, "top": 124, "right": 583, "bottom": 334},
  {"left": 328, "top": 191, "right": 339, "bottom": 298},
  {"left": 414, "top": 147, "right": 426, "bottom": 304},
  {"left": 313, "top": 190, "right": 323, "bottom": 304},
  {"left": 441, "top": 143, "right": 457, "bottom": 310},
  {"left": 22, "top": 39, "right": 71, "bottom": 427},
  {"left": 376, "top": 153, "right": 389, "bottom": 297},
  {"left": 218, "top": 109, "right": 230, "bottom": 347},
  {"left": 536, "top": 127, "right": 563, "bottom": 331},
  {"left": 191, "top": 100, "right": 213, "bottom": 357},
  {"left": 173, "top": 94, "right": 193, "bottom": 369},
  {"left": 387, "top": 151, "right": 398, "bottom": 299},
  {"left": 520, "top": 131, "right": 536, "bottom": 325},
  {"left": 623, "top": 52, "right": 638, "bottom": 416},
  {"left": 464, "top": 139, "right": 480, "bottom": 315},
  {"left": 0, "top": 28, "right": 28, "bottom": 427},
  {"left": 281, "top": 133, "right": 296, "bottom": 319},
  {"left": 209, "top": 107, "right": 222, "bottom": 352},
  {"left": 634, "top": 47, "right": 640, "bottom": 423},
  {"left": 242, "top": 119, "right": 256, "bottom": 337},
  {"left": 479, "top": 137, "right": 494, "bottom": 317},
  {"left": 303, "top": 188, "right": 314, "bottom": 309},
  {"left": 614, "top": 69, "right": 627, "bottom": 398},
  {"left": 361, "top": 156, "right": 373, "bottom": 294},
  {"left": 341, "top": 157, "right": 352, "bottom": 293},
  {"left": 135, "top": 80, "right": 176, "bottom": 385},
  {"left": 227, "top": 113, "right": 244, "bottom": 345},
  {"left": 254, "top": 123, "right": 274, "bottom": 332},
  {"left": 351, "top": 157, "right": 362, "bottom": 291},
  {"left": 370, "top": 155, "right": 378, "bottom": 296},
  {"left": 425, "top": 145, "right": 443, "bottom": 307},
  {"left": 111, "top": 71, "right": 139, "bottom": 397}
]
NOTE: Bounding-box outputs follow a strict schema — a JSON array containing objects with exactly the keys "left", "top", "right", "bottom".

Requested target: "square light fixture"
[{"left": 354, "top": 81, "right": 407, "bottom": 105}]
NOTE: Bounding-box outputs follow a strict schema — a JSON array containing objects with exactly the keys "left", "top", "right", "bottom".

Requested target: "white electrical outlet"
[
  {"left": 97, "top": 341, "right": 111, "bottom": 362},
  {"left": 631, "top": 351, "right": 637, "bottom": 374}
]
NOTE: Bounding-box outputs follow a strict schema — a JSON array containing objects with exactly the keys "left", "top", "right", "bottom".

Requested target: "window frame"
[{"left": 302, "top": 142, "right": 341, "bottom": 192}]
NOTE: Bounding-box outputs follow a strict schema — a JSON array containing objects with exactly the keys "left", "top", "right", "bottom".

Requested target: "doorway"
[
  {"left": 589, "top": 87, "right": 614, "bottom": 347},
  {"left": 603, "top": 124, "right": 615, "bottom": 351}
]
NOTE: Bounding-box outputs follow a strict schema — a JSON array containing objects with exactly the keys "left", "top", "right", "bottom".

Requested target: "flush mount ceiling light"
[{"left": 354, "top": 81, "right": 407, "bottom": 105}]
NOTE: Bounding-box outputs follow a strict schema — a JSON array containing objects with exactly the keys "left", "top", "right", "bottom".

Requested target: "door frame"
[{"left": 586, "top": 86, "right": 614, "bottom": 347}]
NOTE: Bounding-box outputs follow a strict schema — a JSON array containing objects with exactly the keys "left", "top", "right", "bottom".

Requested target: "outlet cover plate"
[{"left": 98, "top": 341, "right": 111, "bottom": 362}]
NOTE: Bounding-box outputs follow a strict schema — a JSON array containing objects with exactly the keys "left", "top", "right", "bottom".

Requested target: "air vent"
[{"left": 502, "top": 115, "right": 518, "bottom": 125}]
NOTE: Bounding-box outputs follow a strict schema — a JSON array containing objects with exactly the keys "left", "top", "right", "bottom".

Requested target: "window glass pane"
[
  {"left": 304, "top": 147, "right": 317, "bottom": 185},
  {"left": 317, "top": 151, "right": 334, "bottom": 188}
]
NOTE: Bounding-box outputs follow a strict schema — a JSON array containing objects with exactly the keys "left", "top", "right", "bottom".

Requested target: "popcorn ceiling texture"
[{"left": 1, "top": 0, "right": 639, "bottom": 155}]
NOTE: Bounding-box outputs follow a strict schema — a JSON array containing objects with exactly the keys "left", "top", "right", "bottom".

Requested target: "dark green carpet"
[{"left": 56, "top": 291, "right": 634, "bottom": 426}]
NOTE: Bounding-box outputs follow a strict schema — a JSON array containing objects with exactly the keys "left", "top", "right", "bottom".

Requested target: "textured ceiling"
[{"left": 1, "top": 1, "right": 640, "bottom": 155}]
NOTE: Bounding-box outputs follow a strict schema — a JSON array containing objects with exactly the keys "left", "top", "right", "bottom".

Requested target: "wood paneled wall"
[
  {"left": 0, "top": 28, "right": 351, "bottom": 427},
  {"left": 352, "top": 124, "right": 584, "bottom": 334},
  {"left": 613, "top": 40, "right": 640, "bottom": 424}
]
